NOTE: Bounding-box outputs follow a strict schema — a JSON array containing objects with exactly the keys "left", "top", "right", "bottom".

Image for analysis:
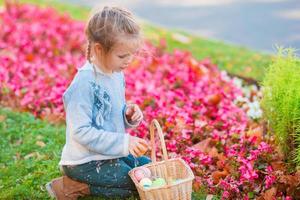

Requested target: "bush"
[{"left": 261, "top": 48, "right": 300, "bottom": 165}]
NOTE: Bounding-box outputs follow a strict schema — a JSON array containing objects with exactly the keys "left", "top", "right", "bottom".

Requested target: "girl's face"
[{"left": 98, "top": 37, "right": 140, "bottom": 73}]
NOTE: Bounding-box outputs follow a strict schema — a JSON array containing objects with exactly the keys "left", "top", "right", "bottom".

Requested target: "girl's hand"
[
  {"left": 129, "top": 135, "right": 148, "bottom": 157},
  {"left": 126, "top": 104, "right": 143, "bottom": 123}
]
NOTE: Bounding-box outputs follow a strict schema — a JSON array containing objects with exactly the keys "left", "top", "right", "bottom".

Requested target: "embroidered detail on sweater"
[{"left": 90, "top": 82, "right": 112, "bottom": 128}]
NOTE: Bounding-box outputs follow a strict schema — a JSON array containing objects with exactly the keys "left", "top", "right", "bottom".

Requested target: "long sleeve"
[
  {"left": 121, "top": 73, "right": 141, "bottom": 129},
  {"left": 64, "top": 78, "right": 130, "bottom": 157}
]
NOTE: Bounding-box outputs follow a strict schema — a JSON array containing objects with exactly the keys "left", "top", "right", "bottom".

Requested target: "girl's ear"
[{"left": 93, "top": 43, "right": 104, "bottom": 58}]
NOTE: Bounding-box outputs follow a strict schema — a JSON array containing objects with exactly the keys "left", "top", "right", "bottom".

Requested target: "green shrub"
[{"left": 261, "top": 48, "right": 300, "bottom": 165}]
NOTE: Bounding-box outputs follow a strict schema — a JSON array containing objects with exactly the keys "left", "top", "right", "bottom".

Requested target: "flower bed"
[{"left": 0, "top": 3, "right": 297, "bottom": 199}]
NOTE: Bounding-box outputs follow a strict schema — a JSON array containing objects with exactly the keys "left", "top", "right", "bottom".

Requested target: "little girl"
[{"left": 46, "top": 6, "right": 151, "bottom": 199}]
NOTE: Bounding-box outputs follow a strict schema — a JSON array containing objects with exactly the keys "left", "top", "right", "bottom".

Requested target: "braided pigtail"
[{"left": 86, "top": 41, "right": 92, "bottom": 63}]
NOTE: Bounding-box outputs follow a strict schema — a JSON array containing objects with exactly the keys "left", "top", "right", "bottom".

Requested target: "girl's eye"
[{"left": 118, "top": 54, "right": 129, "bottom": 59}]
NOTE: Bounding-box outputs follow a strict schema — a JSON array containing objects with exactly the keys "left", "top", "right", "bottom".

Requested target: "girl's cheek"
[{"left": 125, "top": 56, "right": 133, "bottom": 65}]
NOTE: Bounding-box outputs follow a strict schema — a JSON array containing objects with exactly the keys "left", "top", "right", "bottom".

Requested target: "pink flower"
[
  {"left": 264, "top": 175, "right": 276, "bottom": 189},
  {"left": 222, "top": 191, "right": 230, "bottom": 199}
]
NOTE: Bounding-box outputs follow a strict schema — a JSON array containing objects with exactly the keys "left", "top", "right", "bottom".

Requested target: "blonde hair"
[{"left": 85, "top": 6, "right": 141, "bottom": 62}]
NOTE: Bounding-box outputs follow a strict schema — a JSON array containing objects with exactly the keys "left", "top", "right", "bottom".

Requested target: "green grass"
[
  {"left": 0, "top": 107, "right": 64, "bottom": 199},
  {"left": 0, "top": 0, "right": 274, "bottom": 82},
  {"left": 0, "top": 107, "right": 216, "bottom": 199},
  {"left": 261, "top": 48, "right": 300, "bottom": 165}
]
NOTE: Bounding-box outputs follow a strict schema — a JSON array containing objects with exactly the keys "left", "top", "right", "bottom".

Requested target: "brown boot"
[{"left": 46, "top": 176, "right": 90, "bottom": 200}]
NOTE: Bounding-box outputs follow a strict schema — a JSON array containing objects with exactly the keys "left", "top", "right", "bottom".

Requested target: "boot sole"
[{"left": 45, "top": 182, "right": 57, "bottom": 199}]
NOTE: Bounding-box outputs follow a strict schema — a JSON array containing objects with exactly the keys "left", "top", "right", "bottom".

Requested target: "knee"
[{"left": 116, "top": 162, "right": 137, "bottom": 190}]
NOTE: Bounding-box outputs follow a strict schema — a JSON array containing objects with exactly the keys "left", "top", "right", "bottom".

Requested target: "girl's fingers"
[
  {"left": 136, "top": 115, "right": 143, "bottom": 122},
  {"left": 139, "top": 140, "right": 148, "bottom": 149},
  {"left": 131, "top": 113, "right": 137, "bottom": 121},
  {"left": 127, "top": 104, "right": 143, "bottom": 122},
  {"left": 131, "top": 115, "right": 137, "bottom": 121},
  {"left": 129, "top": 149, "right": 133, "bottom": 156},
  {"left": 132, "top": 113, "right": 139, "bottom": 121},
  {"left": 133, "top": 147, "right": 141, "bottom": 157},
  {"left": 130, "top": 149, "right": 137, "bottom": 157},
  {"left": 136, "top": 142, "right": 147, "bottom": 154},
  {"left": 126, "top": 107, "right": 134, "bottom": 116},
  {"left": 132, "top": 111, "right": 143, "bottom": 121}
]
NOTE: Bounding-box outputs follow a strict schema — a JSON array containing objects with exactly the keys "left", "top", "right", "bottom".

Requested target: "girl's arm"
[
  {"left": 121, "top": 74, "right": 142, "bottom": 129},
  {"left": 64, "top": 76, "right": 129, "bottom": 157}
]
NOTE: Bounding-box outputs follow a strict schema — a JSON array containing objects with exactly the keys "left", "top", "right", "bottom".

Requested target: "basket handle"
[
  {"left": 150, "top": 119, "right": 169, "bottom": 163},
  {"left": 150, "top": 119, "right": 172, "bottom": 185}
]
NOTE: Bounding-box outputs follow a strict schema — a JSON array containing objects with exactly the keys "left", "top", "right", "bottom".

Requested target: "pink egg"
[
  {"left": 140, "top": 167, "right": 151, "bottom": 178},
  {"left": 134, "top": 169, "right": 146, "bottom": 182}
]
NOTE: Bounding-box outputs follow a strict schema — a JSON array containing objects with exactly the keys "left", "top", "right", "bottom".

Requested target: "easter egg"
[
  {"left": 139, "top": 178, "right": 152, "bottom": 187},
  {"left": 151, "top": 178, "right": 166, "bottom": 187},
  {"left": 134, "top": 169, "right": 146, "bottom": 182},
  {"left": 140, "top": 167, "right": 151, "bottom": 178}
]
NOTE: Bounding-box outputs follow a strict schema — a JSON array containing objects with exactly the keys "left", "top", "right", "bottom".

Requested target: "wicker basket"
[{"left": 128, "top": 119, "right": 195, "bottom": 200}]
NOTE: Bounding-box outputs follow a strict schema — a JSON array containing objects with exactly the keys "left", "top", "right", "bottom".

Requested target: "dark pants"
[{"left": 62, "top": 155, "right": 151, "bottom": 199}]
